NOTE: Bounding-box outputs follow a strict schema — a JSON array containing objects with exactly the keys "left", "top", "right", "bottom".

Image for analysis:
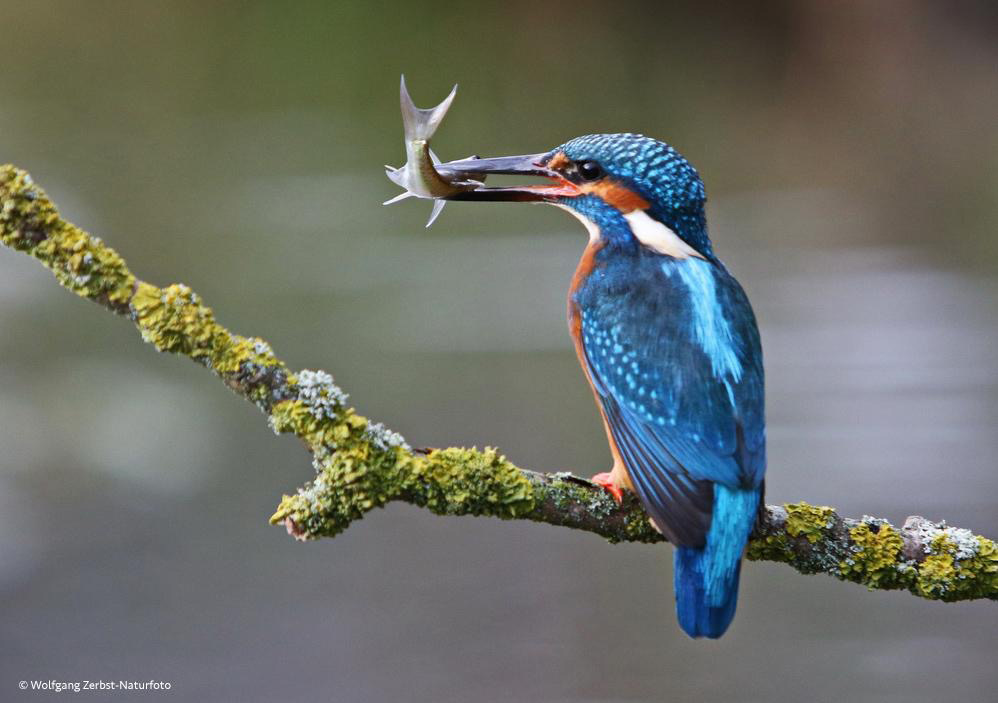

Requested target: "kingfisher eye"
[{"left": 577, "top": 160, "right": 604, "bottom": 181}]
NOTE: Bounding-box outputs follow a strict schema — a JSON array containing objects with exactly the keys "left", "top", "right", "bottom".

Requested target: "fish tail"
[
  {"left": 400, "top": 74, "right": 457, "bottom": 142},
  {"left": 674, "top": 484, "right": 760, "bottom": 639}
]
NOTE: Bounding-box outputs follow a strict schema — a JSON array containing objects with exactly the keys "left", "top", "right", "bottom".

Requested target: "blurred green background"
[{"left": 2, "top": 1, "right": 997, "bottom": 701}]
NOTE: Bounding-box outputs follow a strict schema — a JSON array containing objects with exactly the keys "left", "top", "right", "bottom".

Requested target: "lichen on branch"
[{"left": 2, "top": 163, "right": 995, "bottom": 603}]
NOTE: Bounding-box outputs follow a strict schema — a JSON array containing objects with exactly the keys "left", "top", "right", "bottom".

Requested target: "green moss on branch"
[{"left": 3, "top": 163, "right": 995, "bottom": 603}]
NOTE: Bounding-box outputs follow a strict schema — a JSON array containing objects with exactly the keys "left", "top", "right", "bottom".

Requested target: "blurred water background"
[{"left": 1, "top": 2, "right": 997, "bottom": 701}]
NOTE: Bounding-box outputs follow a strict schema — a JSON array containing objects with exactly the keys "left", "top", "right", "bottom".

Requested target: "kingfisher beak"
[{"left": 437, "top": 153, "right": 579, "bottom": 201}]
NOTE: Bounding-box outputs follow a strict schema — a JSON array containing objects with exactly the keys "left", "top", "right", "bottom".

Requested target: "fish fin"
[
  {"left": 383, "top": 191, "right": 415, "bottom": 206},
  {"left": 429, "top": 148, "right": 441, "bottom": 166},
  {"left": 400, "top": 75, "right": 457, "bottom": 142},
  {"left": 425, "top": 199, "right": 446, "bottom": 227},
  {"left": 385, "top": 165, "right": 406, "bottom": 187}
]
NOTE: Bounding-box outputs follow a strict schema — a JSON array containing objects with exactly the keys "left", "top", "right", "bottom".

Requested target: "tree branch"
[{"left": 2, "top": 164, "right": 995, "bottom": 603}]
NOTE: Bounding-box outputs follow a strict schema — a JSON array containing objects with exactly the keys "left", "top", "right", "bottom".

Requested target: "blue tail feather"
[{"left": 674, "top": 484, "right": 759, "bottom": 639}]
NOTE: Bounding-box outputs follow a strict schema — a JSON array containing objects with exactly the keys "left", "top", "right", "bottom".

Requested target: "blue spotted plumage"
[{"left": 437, "top": 133, "right": 766, "bottom": 638}]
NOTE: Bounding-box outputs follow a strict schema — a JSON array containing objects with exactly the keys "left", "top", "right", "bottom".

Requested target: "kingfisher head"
[{"left": 441, "top": 133, "right": 712, "bottom": 259}]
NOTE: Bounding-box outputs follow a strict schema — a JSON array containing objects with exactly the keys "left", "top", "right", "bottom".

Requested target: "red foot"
[{"left": 590, "top": 472, "right": 624, "bottom": 503}]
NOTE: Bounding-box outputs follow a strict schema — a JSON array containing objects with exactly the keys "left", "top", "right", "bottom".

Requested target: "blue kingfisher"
[{"left": 438, "top": 134, "right": 766, "bottom": 639}]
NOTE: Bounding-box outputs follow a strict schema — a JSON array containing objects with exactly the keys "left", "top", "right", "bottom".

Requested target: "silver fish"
[{"left": 384, "top": 75, "right": 483, "bottom": 227}]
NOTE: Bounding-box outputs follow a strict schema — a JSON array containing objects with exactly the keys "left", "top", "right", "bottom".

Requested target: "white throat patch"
[
  {"left": 624, "top": 210, "right": 702, "bottom": 259},
  {"left": 553, "top": 203, "right": 703, "bottom": 260},
  {"left": 553, "top": 203, "right": 601, "bottom": 242}
]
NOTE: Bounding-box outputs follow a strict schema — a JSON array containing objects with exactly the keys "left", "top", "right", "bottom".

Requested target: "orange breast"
[
  {"left": 567, "top": 237, "right": 603, "bottom": 353},
  {"left": 566, "top": 240, "right": 636, "bottom": 492}
]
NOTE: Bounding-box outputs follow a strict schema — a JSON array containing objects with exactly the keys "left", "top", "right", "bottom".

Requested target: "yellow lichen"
[
  {"left": 131, "top": 282, "right": 228, "bottom": 357},
  {"left": 1, "top": 165, "right": 134, "bottom": 305},
  {"left": 840, "top": 522, "right": 908, "bottom": 589},
  {"left": 915, "top": 533, "right": 998, "bottom": 601},
  {"left": 917, "top": 553, "right": 957, "bottom": 598},
  {"left": 784, "top": 502, "right": 835, "bottom": 543},
  {"left": 215, "top": 336, "right": 281, "bottom": 373},
  {"left": 268, "top": 445, "right": 538, "bottom": 539},
  {"left": 412, "top": 447, "right": 536, "bottom": 519},
  {"left": 746, "top": 533, "right": 792, "bottom": 562}
]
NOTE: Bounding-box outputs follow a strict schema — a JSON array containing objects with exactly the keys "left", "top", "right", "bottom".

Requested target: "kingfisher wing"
[{"left": 578, "top": 260, "right": 765, "bottom": 547}]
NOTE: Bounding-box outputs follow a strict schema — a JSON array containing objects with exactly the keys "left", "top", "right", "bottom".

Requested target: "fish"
[{"left": 384, "top": 75, "right": 483, "bottom": 227}]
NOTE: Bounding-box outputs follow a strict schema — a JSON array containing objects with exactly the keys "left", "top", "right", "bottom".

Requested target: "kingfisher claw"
[{"left": 590, "top": 472, "right": 624, "bottom": 503}]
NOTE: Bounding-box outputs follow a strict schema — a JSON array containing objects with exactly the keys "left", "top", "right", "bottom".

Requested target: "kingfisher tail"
[{"left": 674, "top": 484, "right": 760, "bottom": 639}]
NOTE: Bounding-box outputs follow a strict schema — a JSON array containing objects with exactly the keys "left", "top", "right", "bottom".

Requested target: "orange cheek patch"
[{"left": 579, "top": 179, "right": 650, "bottom": 213}]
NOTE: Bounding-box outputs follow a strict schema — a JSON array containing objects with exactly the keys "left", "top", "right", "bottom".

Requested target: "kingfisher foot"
[{"left": 590, "top": 472, "right": 624, "bottom": 503}]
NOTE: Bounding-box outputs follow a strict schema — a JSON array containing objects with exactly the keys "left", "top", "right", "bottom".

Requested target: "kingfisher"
[{"left": 436, "top": 134, "right": 765, "bottom": 639}]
